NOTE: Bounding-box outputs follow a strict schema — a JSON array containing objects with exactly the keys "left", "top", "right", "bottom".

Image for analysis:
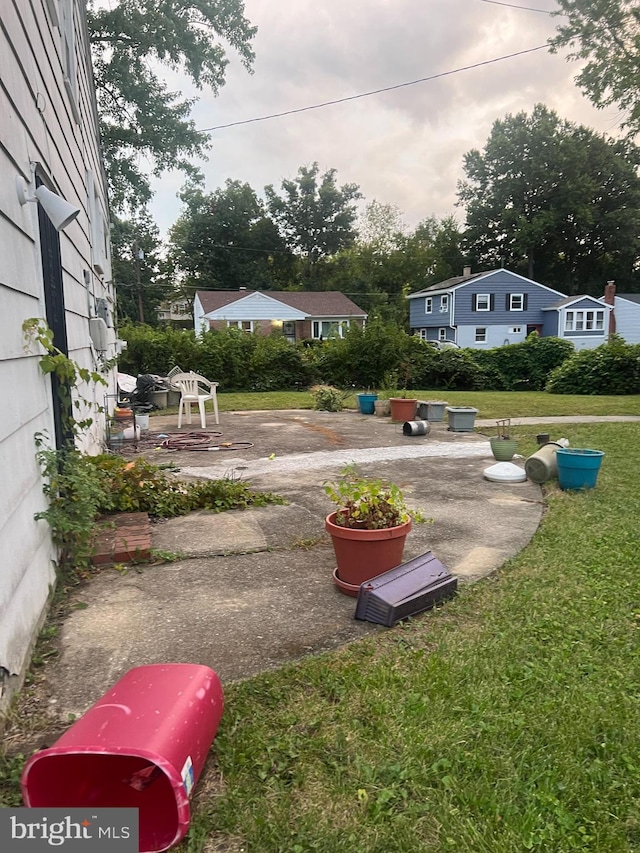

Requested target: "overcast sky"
[{"left": 146, "top": 0, "right": 620, "bottom": 239}]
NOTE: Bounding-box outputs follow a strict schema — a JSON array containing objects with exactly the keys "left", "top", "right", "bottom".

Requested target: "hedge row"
[{"left": 117, "top": 323, "right": 639, "bottom": 395}]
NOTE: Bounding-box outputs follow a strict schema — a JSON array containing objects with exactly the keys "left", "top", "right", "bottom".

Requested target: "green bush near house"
[
  {"left": 117, "top": 324, "right": 200, "bottom": 376},
  {"left": 472, "top": 334, "right": 575, "bottom": 391},
  {"left": 415, "top": 346, "right": 487, "bottom": 391},
  {"left": 546, "top": 337, "right": 640, "bottom": 395},
  {"left": 312, "top": 317, "right": 409, "bottom": 389},
  {"left": 35, "top": 448, "right": 286, "bottom": 579},
  {"left": 116, "top": 322, "right": 606, "bottom": 395}
]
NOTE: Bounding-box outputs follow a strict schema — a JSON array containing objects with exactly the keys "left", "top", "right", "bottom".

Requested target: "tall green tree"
[
  {"left": 111, "top": 213, "right": 167, "bottom": 324},
  {"left": 264, "top": 163, "right": 362, "bottom": 286},
  {"left": 550, "top": 1, "right": 640, "bottom": 138},
  {"left": 167, "top": 180, "right": 295, "bottom": 293},
  {"left": 357, "top": 200, "right": 407, "bottom": 253},
  {"left": 320, "top": 216, "right": 464, "bottom": 326},
  {"left": 87, "top": 0, "right": 256, "bottom": 211},
  {"left": 457, "top": 104, "right": 640, "bottom": 293}
]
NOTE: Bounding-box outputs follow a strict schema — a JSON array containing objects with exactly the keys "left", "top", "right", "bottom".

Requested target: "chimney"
[
  {"left": 462, "top": 266, "right": 472, "bottom": 278},
  {"left": 604, "top": 281, "right": 616, "bottom": 335}
]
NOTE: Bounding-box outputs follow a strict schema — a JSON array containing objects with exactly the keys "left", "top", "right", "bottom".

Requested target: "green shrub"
[
  {"left": 313, "top": 318, "right": 414, "bottom": 389},
  {"left": 117, "top": 324, "right": 200, "bottom": 376},
  {"left": 472, "top": 335, "right": 574, "bottom": 391},
  {"left": 89, "top": 455, "right": 286, "bottom": 517},
  {"left": 311, "top": 385, "right": 347, "bottom": 411},
  {"left": 414, "top": 346, "right": 487, "bottom": 391},
  {"left": 34, "top": 446, "right": 287, "bottom": 579},
  {"left": 197, "top": 326, "right": 258, "bottom": 390},
  {"left": 36, "top": 445, "right": 109, "bottom": 574},
  {"left": 249, "top": 335, "right": 315, "bottom": 391},
  {"left": 546, "top": 337, "right": 640, "bottom": 395}
]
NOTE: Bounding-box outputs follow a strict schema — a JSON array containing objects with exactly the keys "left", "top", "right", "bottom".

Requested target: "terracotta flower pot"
[
  {"left": 389, "top": 398, "right": 418, "bottom": 422},
  {"left": 325, "top": 512, "right": 412, "bottom": 596}
]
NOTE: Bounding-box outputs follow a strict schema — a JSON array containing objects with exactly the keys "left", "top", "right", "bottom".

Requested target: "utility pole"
[{"left": 133, "top": 240, "right": 145, "bottom": 323}]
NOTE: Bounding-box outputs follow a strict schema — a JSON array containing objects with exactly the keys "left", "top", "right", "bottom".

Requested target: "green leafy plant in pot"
[{"left": 324, "top": 464, "right": 428, "bottom": 596}]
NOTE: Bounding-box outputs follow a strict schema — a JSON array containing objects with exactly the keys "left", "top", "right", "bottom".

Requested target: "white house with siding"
[
  {"left": 0, "top": 0, "right": 117, "bottom": 705},
  {"left": 609, "top": 295, "right": 640, "bottom": 344},
  {"left": 598, "top": 284, "right": 640, "bottom": 344}
]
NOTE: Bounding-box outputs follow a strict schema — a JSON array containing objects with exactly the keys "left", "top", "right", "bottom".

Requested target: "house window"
[
  {"left": 425, "top": 297, "right": 432, "bottom": 314},
  {"left": 509, "top": 293, "right": 525, "bottom": 311},
  {"left": 565, "top": 311, "right": 574, "bottom": 331},
  {"left": 475, "top": 327, "right": 487, "bottom": 343},
  {"left": 584, "top": 310, "right": 605, "bottom": 330},
  {"left": 312, "top": 320, "right": 349, "bottom": 339},
  {"left": 475, "top": 294, "right": 491, "bottom": 311},
  {"left": 417, "top": 329, "right": 428, "bottom": 341},
  {"left": 575, "top": 311, "right": 584, "bottom": 331},
  {"left": 509, "top": 326, "right": 522, "bottom": 334},
  {"left": 440, "top": 295, "right": 449, "bottom": 313},
  {"left": 438, "top": 328, "right": 447, "bottom": 341},
  {"left": 227, "top": 320, "right": 254, "bottom": 332}
]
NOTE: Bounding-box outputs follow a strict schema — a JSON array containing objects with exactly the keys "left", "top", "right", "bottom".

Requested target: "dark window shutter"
[
  {"left": 490, "top": 294, "right": 495, "bottom": 311},
  {"left": 472, "top": 294, "right": 477, "bottom": 311},
  {"left": 523, "top": 294, "right": 528, "bottom": 310},
  {"left": 505, "top": 294, "right": 510, "bottom": 310}
]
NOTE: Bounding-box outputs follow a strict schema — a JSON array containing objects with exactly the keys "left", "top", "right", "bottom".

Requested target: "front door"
[{"left": 37, "top": 176, "right": 72, "bottom": 448}]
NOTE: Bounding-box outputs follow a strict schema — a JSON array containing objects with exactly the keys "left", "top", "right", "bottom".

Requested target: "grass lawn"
[
  {"left": 2, "top": 414, "right": 640, "bottom": 852},
  {"left": 209, "top": 390, "right": 640, "bottom": 420},
  {"left": 175, "top": 421, "right": 640, "bottom": 852}
]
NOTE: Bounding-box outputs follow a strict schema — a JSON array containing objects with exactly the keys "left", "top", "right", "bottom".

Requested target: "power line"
[
  {"left": 478, "top": 0, "right": 553, "bottom": 12},
  {"left": 199, "top": 44, "right": 548, "bottom": 133}
]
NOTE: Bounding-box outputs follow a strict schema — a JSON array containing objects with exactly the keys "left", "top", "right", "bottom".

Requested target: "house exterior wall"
[
  {"left": 0, "top": 0, "right": 116, "bottom": 682},
  {"left": 409, "top": 271, "right": 564, "bottom": 344},
  {"left": 419, "top": 326, "right": 457, "bottom": 344},
  {"left": 409, "top": 290, "right": 453, "bottom": 329},
  {"left": 554, "top": 297, "right": 609, "bottom": 350},
  {"left": 541, "top": 313, "right": 559, "bottom": 338},
  {"left": 610, "top": 297, "right": 640, "bottom": 344},
  {"left": 456, "top": 324, "right": 528, "bottom": 348},
  {"left": 193, "top": 294, "right": 208, "bottom": 335}
]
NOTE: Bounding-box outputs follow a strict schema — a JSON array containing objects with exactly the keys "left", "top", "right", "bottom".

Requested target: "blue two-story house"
[{"left": 408, "top": 268, "right": 612, "bottom": 350}]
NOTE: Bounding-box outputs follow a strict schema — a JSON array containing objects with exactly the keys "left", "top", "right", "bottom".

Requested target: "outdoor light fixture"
[{"left": 16, "top": 175, "right": 81, "bottom": 232}]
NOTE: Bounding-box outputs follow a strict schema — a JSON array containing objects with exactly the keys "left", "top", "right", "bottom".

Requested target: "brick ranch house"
[{"left": 194, "top": 289, "right": 367, "bottom": 342}]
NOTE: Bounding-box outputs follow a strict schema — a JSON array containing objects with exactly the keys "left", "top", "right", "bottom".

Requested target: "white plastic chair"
[{"left": 171, "top": 372, "right": 219, "bottom": 428}]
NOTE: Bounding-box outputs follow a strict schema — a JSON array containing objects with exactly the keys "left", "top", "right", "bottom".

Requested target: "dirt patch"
[{"left": 275, "top": 414, "right": 346, "bottom": 447}]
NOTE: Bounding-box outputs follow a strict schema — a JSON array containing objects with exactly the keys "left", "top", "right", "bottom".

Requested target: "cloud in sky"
[{"left": 146, "top": 0, "right": 620, "bottom": 237}]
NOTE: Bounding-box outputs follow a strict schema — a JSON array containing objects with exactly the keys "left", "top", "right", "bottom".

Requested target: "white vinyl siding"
[{"left": 1, "top": 0, "right": 115, "bottom": 679}]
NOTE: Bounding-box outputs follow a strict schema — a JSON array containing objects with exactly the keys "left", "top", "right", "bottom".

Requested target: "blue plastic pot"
[
  {"left": 357, "top": 393, "right": 378, "bottom": 414},
  {"left": 556, "top": 448, "right": 604, "bottom": 491}
]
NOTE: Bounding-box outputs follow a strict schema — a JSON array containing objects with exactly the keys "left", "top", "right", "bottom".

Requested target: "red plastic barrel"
[{"left": 21, "top": 663, "right": 224, "bottom": 853}]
